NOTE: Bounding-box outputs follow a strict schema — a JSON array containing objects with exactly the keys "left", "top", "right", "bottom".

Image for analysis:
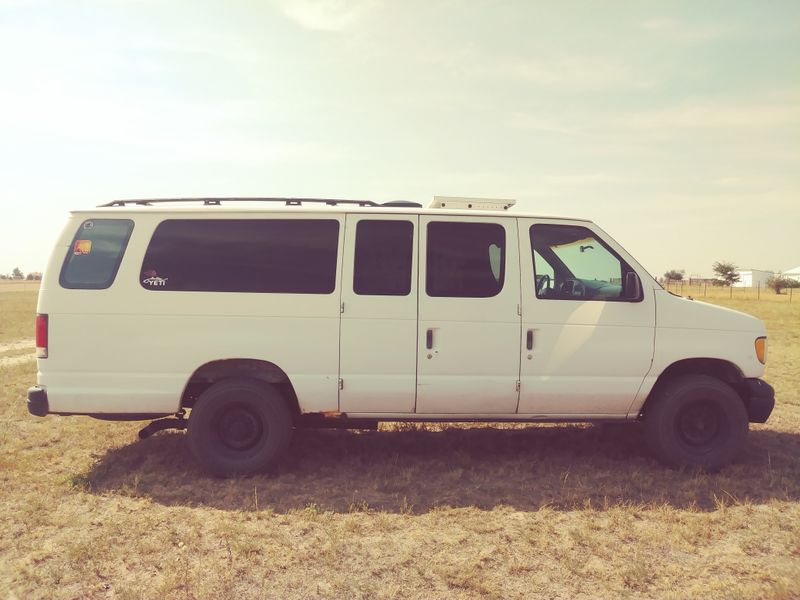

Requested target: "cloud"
[
  {"left": 275, "top": 0, "right": 377, "bottom": 32},
  {"left": 508, "top": 113, "right": 581, "bottom": 136},
  {"left": 502, "top": 55, "right": 654, "bottom": 91},
  {"left": 616, "top": 98, "right": 800, "bottom": 131},
  {"left": 0, "top": 87, "right": 344, "bottom": 165},
  {"left": 134, "top": 31, "right": 263, "bottom": 64},
  {"left": 641, "top": 17, "right": 735, "bottom": 41}
]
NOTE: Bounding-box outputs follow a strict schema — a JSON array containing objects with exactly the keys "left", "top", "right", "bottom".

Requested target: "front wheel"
[
  {"left": 187, "top": 378, "right": 293, "bottom": 477},
  {"left": 643, "top": 375, "right": 748, "bottom": 472}
]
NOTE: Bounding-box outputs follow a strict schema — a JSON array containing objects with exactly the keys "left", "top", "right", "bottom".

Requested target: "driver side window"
[{"left": 530, "top": 224, "right": 633, "bottom": 301}]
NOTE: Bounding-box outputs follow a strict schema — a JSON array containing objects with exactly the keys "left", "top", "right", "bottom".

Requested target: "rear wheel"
[
  {"left": 643, "top": 375, "right": 748, "bottom": 472},
  {"left": 187, "top": 378, "right": 293, "bottom": 477}
]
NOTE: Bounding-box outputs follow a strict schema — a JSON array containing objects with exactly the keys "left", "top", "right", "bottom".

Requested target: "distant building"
[
  {"left": 782, "top": 266, "right": 800, "bottom": 283},
  {"left": 733, "top": 269, "right": 773, "bottom": 287}
]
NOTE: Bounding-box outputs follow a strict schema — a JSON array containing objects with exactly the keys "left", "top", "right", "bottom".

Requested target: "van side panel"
[{"left": 37, "top": 213, "right": 343, "bottom": 415}]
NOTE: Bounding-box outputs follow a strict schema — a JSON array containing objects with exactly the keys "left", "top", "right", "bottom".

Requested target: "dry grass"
[
  {"left": 1, "top": 289, "right": 799, "bottom": 599},
  {"left": 0, "top": 288, "right": 37, "bottom": 343}
]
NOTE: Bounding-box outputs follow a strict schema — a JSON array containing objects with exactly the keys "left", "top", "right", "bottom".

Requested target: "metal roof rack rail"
[{"left": 98, "top": 197, "right": 423, "bottom": 208}]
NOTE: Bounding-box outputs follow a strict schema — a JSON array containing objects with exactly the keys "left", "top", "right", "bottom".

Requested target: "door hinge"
[
  {"left": 515, "top": 380, "right": 521, "bottom": 392},
  {"left": 517, "top": 303, "right": 522, "bottom": 316},
  {"left": 340, "top": 302, "right": 345, "bottom": 314},
  {"left": 338, "top": 378, "right": 344, "bottom": 390}
]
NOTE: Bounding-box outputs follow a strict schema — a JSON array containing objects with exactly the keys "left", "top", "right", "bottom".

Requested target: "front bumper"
[
  {"left": 742, "top": 378, "right": 775, "bottom": 423},
  {"left": 27, "top": 386, "right": 49, "bottom": 417}
]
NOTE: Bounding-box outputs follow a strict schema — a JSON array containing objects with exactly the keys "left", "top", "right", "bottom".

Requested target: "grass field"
[{"left": 1, "top": 289, "right": 798, "bottom": 599}]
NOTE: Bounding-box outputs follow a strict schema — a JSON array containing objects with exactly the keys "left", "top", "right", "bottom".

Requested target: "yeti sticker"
[{"left": 142, "top": 276, "right": 169, "bottom": 287}]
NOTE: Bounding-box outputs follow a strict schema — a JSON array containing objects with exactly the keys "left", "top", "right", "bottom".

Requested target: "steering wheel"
[
  {"left": 536, "top": 274, "right": 551, "bottom": 295},
  {"left": 560, "top": 279, "right": 586, "bottom": 298}
]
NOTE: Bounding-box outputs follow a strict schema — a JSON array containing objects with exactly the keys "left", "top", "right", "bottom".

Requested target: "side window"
[
  {"left": 426, "top": 221, "right": 505, "bottom": 298},
  {"left": 141, "top": 219, "right": 340, "bottom": 293},
  {"left": 354, "top": 220, "right": 413, "bottom": 296},
  {"left": 530, "top": 224, "right": 638, "bottom": 301},
  {"left": 60, "top": 219, "right": 134, "bottom": 289}
]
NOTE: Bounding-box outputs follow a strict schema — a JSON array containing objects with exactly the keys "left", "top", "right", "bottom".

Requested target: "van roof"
[{"left": 72, "top": 197, "right": 591, "bottom": 222}]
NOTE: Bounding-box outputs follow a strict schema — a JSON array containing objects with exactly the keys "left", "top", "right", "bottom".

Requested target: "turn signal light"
[{"left": 755, "top": 337, "right": 767, "bottom": 365}]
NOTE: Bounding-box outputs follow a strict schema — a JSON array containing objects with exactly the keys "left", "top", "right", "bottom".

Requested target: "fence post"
[
  {"left": 730, "top": 285, "right": 733, "bottom": 298},
  {"left": 791, "top": 288, "right": 793, "bottom": 304},
  {"left": 704, "top": 282, "right": 707, "bottom": 297},
  {"left": 758, "top": 283, "right": 760, "bottom": 300}
]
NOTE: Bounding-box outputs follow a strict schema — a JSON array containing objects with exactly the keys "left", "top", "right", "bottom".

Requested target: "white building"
[
  {"left": 733, "top": 269, "right": 773, "bottom": 287},
  {"left": 782, "top": 266, "right": 800, "bottom": 283}
]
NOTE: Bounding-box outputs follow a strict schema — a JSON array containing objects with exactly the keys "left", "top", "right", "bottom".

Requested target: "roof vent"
[
  {"left": 381, "top": 200, "right": 423, "bottom": 208},
  {"left": 429, "top": 196, "right": 516, "bottom": 211}
]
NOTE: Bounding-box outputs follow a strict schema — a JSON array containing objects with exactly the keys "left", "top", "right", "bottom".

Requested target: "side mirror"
[{"left": 624, "top": 271, "right": 642, "bottom": 300}]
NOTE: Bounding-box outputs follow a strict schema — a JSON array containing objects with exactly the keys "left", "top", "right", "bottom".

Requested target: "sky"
[{"left": 1, "top": 0, "right": 798, "bottom": 279}]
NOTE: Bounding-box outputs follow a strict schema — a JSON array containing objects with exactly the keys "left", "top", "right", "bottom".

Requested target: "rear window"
[
  {"left": 60, "top": 219, "right": 134, "bottom": 289},
  {"left": 140, "top": 219, "right": 340, "bottom": 293}
]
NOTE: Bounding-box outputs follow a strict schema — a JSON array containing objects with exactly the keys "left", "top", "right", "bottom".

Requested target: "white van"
[{"left": 27, "top": 197, "right": 774, "bottom": 475}]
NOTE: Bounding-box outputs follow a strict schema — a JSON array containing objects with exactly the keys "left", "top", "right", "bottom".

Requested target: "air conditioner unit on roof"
[{"left": 429, "top": 196, "right": 516, "bottom": 211}]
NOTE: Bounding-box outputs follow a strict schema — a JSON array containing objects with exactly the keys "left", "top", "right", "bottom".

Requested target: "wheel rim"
[
  {"left": 216, "top": 403, "right": 264, "bottom": 451},
  {"left": 676, "top": 400, "right": 721, "bottom": 447}
]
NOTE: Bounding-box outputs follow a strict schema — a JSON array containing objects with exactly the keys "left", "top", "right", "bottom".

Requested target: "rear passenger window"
[
  {"left": 426, "top": 222, "right": 505, "bottom": 298},
  {"left": 141, "top": 219, "right": 340, "bottom": 293},
  {"left": 354, "top": 220, "right": 413, "bottom": 296},
  {"left": 60, "top": 219, "right": 134, "bottom": 289}
]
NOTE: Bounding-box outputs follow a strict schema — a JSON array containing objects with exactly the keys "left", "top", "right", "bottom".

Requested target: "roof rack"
[{"left": 98, "top": 197, "right": 423, "bottom": 208}]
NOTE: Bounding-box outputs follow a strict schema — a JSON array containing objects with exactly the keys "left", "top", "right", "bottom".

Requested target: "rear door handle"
[
  {"left": 526, "top": 329, "right": 534, "bottom": 350},
  {"left": 426, "top": 329, "right": 434, "bottom": 349}
]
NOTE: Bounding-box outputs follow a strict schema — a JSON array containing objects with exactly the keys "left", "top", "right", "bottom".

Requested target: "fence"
[{"left": 662, "top": 280, "right": 795, "bottom": 303}]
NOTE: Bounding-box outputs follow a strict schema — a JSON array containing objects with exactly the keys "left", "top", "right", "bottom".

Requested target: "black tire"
[
  {"left": 643, "top": 375, "right": 748, "bottom": 472},
  {"left": 187, "top": 378, "right": 293, "bottom": 477}
]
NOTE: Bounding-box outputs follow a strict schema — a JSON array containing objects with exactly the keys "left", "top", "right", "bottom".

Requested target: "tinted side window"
[
  {"left": 60, "top": 219, "right": 134, "bottom": 289},
  {"left": 354, "top": 220, "right": 413, "bottom": 296},
  {"left": 530, "top": 224, "right": 637, "bottom": 301},
  {"left": 141, "top": 219, "right": 339, "bottom": 293},
  {"left": 426, "top": 221, "right": 505, "bottom": 298}
]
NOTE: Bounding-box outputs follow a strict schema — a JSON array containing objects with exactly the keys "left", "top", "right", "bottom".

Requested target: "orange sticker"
[{"left": 73, "top": 239, "right": 92, "bottom": 255}]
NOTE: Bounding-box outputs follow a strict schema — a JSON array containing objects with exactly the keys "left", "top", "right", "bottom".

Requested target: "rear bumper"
[
  {"left": 742, "top": 378, "right": 775, "bottom": 423},
  {"left": 27, "top": 386, "right": 49, "bottom": 417}
]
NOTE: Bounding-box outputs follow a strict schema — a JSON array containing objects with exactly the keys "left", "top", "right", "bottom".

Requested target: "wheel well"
[
  {"left": 640, "top": 358, "right": 745, "bottom": 416},
  {"left": 180, "top": 359, "right": 300, "bottom": 421}
]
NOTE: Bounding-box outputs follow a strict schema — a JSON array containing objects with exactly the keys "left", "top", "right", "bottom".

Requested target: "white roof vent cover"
[{"left": 429, "top": 196, "right": 516, "bottom": 211}]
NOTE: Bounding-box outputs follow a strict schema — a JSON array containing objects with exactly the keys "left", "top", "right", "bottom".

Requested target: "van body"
[{"left": 27, "top": 197, "right": 775, "bottom": 475}]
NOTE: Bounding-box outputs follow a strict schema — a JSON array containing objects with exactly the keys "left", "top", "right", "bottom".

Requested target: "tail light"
[{"left": 36, "top": 314, "right": 48, "bottom": 358}]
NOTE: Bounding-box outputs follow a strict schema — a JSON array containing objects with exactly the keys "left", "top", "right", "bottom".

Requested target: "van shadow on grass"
[{"left": 81, "top": 424, "right": 800, "bottom": 514}]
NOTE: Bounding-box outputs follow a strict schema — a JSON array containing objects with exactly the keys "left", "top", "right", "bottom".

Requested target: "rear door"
[
  {"left": 416, "top": 215, "right": 521, "bottom": 414},
  {"left": 339, "top": 214, "right": 418, "bottom": 413}
]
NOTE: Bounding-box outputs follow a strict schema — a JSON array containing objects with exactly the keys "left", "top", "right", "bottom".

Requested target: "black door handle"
[
  {"left": 426, "top": 329, "right": 433, "bottom": 349},
  {"left": 526, "top": 329, "right": 534, "bottom": 350}
]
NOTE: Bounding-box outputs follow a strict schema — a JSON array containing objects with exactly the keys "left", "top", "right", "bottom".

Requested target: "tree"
[
  {"left": 712, "top": 261, "right": 740, "bottom": 286},
  {"left": 663, "top": 269, "right": 685, "bottom": 282},
  {"left": 11, "top": 267, "right": 23, "bottom": 279},
  {"left": 767, "top": 275, "right": 787, "bottom": 294},
  {"left": 767, "top": 275, "right": 800, "bottom": 294}
]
